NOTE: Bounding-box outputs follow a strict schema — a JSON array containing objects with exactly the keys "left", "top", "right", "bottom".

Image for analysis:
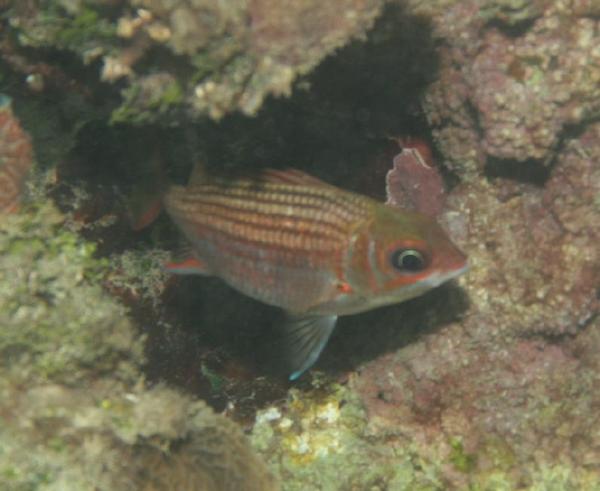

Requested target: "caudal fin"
[
  {"left": 129, "top": 192, "right": 163, "bottom": 230},
  {"left": 128, "top": 150, "right": 167, "bottom": 230}
]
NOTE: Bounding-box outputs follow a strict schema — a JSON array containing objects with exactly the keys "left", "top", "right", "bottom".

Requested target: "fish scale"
[
  {"left": 183, "top": 185, "right": 369, "bottom": 226},
  {"left": 163, "top": 168, "right": 468, "bottom": 379},
  {"left": 167, "top": 181, "right": 369, "bottom": 254}
]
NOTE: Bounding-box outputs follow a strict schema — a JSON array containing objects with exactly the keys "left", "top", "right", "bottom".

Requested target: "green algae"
[
  {"left": 54, "top": 8, "right": 113, "bottom": 48},
  {"left": 111, "top": 78, "right": 184, "bottom": 125},
  {"left": 0, "top": 204, "right": 141, "bottom": 384},
  {"left": 11, "top": 4, "right": 115, "bottom": 53},
  {"left": 449, "top": 437, "right": 477, "bottom": 474},
  {"left": 201, "top": 363, "right": 226, "bottom": 393},
  {"left": 107, "top": 248, "right": 170, "bottom": 308},
  {"left": 252, "top": 380, "right": 447, "bottom": 491},
  {"left": 0, "top": 204, "right": 278, "bottom": 490},
  {"left": 478, "top": 0, "right": 543, "bottom": 25}
]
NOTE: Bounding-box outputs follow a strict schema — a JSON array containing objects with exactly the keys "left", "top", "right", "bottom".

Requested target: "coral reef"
[
  {"left": 4, "top": 0, "right": 385, "bottom": 122},
  {"left": 404, "top": 0, "right": 600, "bottom": 176},
  {"left": 445, "top": 126, "right": 599, "bottom": 339},
  {"left": 323, "top": 127, "right": 600, "bottom": 485},
  {"left": 1, "top": 0, "right": 599, "bottom": 489},
  {"left": 0, "top": 205, "right": 278, "bottom": 490},
  {"left": 342, "top": 2, "right": 600, "bottom": 487},
  {"left": 252, "top": 380, "right": 445, "bottom": 490},
  {"left": 245, "top": 3, "right": 600, "bottom": 488}
]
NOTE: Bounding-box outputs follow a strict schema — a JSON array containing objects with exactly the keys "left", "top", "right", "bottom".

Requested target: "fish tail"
[
  {"left": 128, "top": 149, "right": 167, "bottom": 230},
  {"left": 130, "top": 159, "right": 207, "bottom": 230}
]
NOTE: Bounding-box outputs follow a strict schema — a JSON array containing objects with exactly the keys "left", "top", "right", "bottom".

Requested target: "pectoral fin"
[{"left": 284, "top": 314, "right": 337, "bottom": 381}]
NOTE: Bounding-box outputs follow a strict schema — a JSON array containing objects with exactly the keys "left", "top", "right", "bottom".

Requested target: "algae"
[
  {"left": 0, "top": 204, "right": 278, "bottom": 490},
  {"left": 0, "top": 204, "right": 139, "bottom": 384}
]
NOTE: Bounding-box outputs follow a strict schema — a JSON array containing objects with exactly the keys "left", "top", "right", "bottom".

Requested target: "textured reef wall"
[
  {"left": 247, "top": 1, "right": 600, "bottom": 489},
  {"left": 344, "top": 1, "right": 600, "bottom": 489},
  {"left": 409, "top": 0, "right": 600, "bottom": 176},
  {"left": 5, "top": 0, "right": 384, "bottom": 121},
  {"left": 0, "top": 205, "right": 277, "bottom": 490},
  {"left": 1, "top": 0, "right": 599, "bottom": 490}
]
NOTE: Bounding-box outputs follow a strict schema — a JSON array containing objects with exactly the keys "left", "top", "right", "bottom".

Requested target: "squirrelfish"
[{"left": 164, "top": 168, "right": 468, "bottom": 379}]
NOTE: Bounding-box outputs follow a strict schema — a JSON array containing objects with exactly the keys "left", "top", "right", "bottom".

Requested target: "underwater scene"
[{"left": 1, "top": 1, "right": 599, "bottom": 490}]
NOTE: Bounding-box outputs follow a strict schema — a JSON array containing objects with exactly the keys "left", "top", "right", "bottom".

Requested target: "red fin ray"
[{"left": 165, "top": 257, "right": 211, "bottom": 276}]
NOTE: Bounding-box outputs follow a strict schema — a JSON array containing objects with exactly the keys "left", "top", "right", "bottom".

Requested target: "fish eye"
[{"left": 390, "top": 249, "right": 427, "bottom": 272}]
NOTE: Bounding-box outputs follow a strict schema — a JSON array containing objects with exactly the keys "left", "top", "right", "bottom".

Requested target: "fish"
[{"left": 163, "top": 167, "right": 468, "bottom": 380}]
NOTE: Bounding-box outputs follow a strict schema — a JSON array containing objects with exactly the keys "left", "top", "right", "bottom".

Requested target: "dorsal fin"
[{"left": 261, "top": 168, "right": 334, "bottom": 188}]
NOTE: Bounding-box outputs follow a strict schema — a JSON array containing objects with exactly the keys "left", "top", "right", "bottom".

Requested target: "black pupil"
[{"left": 391, "top": 249, "right": 425, "bottom": 272}]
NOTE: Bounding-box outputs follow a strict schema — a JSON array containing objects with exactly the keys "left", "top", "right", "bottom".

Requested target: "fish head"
[{"left": 347, "top": 205, "right": 468, "bottom": 310}]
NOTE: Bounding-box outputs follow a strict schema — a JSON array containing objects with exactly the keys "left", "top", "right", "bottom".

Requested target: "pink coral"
[
  {"left": 0, "top": 98, "right": 33, "bottom": 213},
  {"left": 350, "top": 119, "right": 600, "bottom": 487},
  {"left": 404, "top": 1, "right": 600, "bottom": 176},
  {"left": 346, "top": 4, "right": 600, "bottom": 484},
  {"left": 385, "top": 138, "right": 446, "bottom": 217}
]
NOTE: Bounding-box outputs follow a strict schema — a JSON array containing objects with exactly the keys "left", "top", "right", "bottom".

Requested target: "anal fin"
[
  {"left": 283, "top": 314, "right": 337, "bottom": 381},
  {"left": 165, "top": 256, "right": 211, "bottom": 275}
]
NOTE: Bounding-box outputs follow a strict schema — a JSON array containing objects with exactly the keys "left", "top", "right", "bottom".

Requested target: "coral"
[
  {"left": 4, "top": 0, "right": 385, "bottom": 122},
  {"left": 0, "top": 204, "right": 278, "bottom": 490},
  {"left": 133, "top": 0, "right": 385, "bottom": 118},
  {"left": 0, "top": 95, "right": 33, "bottom": 213},
  {"left": 0, "top": 204, "right": 141, "bottom": 384},
  {"left": 445, "top": 125, "right": 599, "bottom": 339},
  {"left": 347, "top": 121, "right": 600, "bottom": 489},
  {"left": 385, "top": 140, "right": 446, "bottom": 217},
  {"left": 2, "top": 384, "right": 279, "bottom": 490},
  {"left": 252, "top": 379, "right": 448, "bottom": 490},
  {"left": 351, "top": 320, "right": 600, "bottom": 489},
  {"left": 2, "top": 0, "right": 599, "bottom": 488},
  {"left": 106, "top": 248, "right": 170, "bottom": 308},
  {"left": 335, "top": 5, "right": 600, "bottom": 485},
  {"left": 129, "top": 388, "right": 279, "bottom": 491},
  {"left": 403, "top": 0, "right": 600, "bottom": 176}
]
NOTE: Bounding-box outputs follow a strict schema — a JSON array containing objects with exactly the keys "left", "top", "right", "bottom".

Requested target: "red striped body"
[
  {"left": 165, "top": 176, "right": 373, "bottom": 313},
  {"left": 164, "top": 169, "right": 468, "bottom": 317}
]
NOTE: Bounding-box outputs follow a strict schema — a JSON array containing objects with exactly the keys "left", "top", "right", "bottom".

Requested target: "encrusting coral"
[
  {"left": 341, "top": 2, "right": 600, "bottom": 488},
  {"left": 0, "top": 95, "right": 33, "bottom": 213},
  {"left": 0, "top": 205, "right": 278, "bottom": 490},
  {"left": 404, "top": 0, "right": 600, "bottom": 176},
  {"left": 4, "top": 0, "right": 385, "bottom": 122}
]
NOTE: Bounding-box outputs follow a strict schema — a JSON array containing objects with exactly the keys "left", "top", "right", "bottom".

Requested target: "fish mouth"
[
  {"left": 423, "top": 262, "right": 469, "bottom": 289},
  {"left": 361, "top": 262, "right": 469, "bottom": 312}
]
